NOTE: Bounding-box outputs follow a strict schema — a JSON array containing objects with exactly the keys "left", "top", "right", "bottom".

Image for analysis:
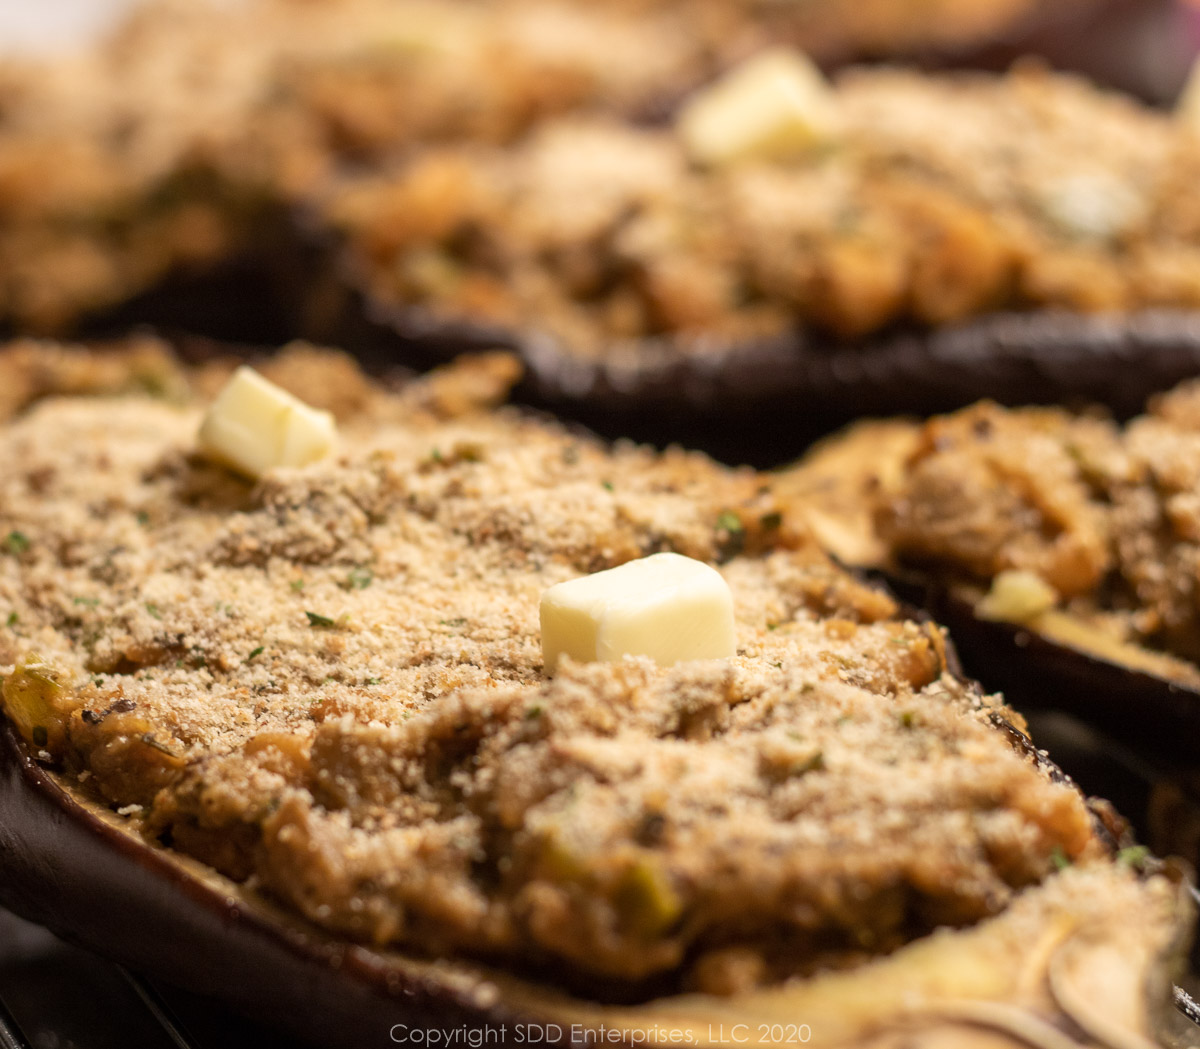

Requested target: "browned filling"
[
  {"left": 791, "top": 377, "right": 1200, "bottom": 675},
  {"left": 0, "top": 0, "right": 1185, "bottom": 352},
  {"left": 0, "top": 345, "right": 1102, "bottom": 994},
  {"left": 325, "top": 64, "right": 1200, "bottom": 357}
]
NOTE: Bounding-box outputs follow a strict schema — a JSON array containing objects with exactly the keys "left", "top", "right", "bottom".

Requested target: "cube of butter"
[
  {"left": 197, "top": 366, "right": 337, "bottom": 480},
  {"left": 678, "top": 47, "right": 839, "bottom": 167},
  {"left": 540, "top": 552, "right": 736, "bottom": 673},
  {"left": 976, "top": 570, "right": 1057, "bottom": 624}
]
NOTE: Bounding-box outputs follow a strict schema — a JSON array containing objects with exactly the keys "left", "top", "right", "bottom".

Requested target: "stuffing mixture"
[
  {"left": 0, "top": 0, "right": 1157, "bottom": 358},
  {"left": 327, "top": 64, "right": 1200, "bottom": 358},
  {"left": 786, "top": 378, "right": 1200, "bottom": 679},
  {"left": 0, "top": 343, "right": 1108, "bottom": 992}
]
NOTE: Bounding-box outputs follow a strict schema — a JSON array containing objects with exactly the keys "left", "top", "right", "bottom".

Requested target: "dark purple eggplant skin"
[
  {"left": 0, "top": 716, "right": 576, "bottom": 1049},
  {"left": 287, "top": 247, "right": 1200, "bottom": 465},
  {"left": 910, "top": 0, "right": 1192, "bottom": 105},
  {"left": 888, "top": 575, "right": 1200, "bottom": 760},
  {"left": 0, "top": 680, "right": 1118, "bottom": 1048}
]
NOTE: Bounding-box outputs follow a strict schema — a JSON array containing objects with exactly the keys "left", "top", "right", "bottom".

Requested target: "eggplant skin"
[
  {"left": 0, "top": 716, "right": 542, "bottom": 1049},
  {"left": 2, "top": 713, "right": 1194, "bottom": 1049},
  {"left": 888, "top": 574, "right": 1200, "bottom": 759},
  {"left": 286, "top": 258, "right": 1200, "bottom": 464}
]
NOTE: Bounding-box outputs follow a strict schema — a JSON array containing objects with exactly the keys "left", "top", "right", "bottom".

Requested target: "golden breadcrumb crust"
[{"left": 0, "top": 343, "right": 1103, "bottom": 990}]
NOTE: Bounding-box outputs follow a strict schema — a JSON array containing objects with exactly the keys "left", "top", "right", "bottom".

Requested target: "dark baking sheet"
[{"left": 0, "top": 907, "right": 300, "bottom": 1049}]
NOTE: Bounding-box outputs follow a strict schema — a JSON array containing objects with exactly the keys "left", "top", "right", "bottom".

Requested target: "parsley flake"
[
  {"left": 4, "top": 531, "right": 30, "bottom": 555},
  {"left": 345, "top": 567, "right": 374, "bottom": 590},
  {"left": 1117, "top": 845, "right": 1150, "bottom": 867},
  {"left": 1050, "top": 846, "right": 1072, "bottom": 871}
]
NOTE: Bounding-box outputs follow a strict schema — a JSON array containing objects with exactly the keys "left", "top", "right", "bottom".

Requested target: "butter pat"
[
  {"left": 540, "top": 552, "right": 736, "bottom": 673},
  {"left": 678, "top": 47, "right": 839, "bottom": 167},
  {"left": 976, "top": 570, "right": 1057, "bottom": 624},
  {"left": 197, "top": 366, "right": 337, "bottom": 480}
]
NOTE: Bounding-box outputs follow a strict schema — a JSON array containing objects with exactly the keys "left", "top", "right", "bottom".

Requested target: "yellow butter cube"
[
  {"left": 197, "top": 366, "right": 337, "bottom": 481},
  {"left": 976, "top": 570, "right": 1058, "bottom": 624},
  {"left": 540, "top": 552, "right": 736, "bottom": 673},
  {"left": 678, "top": 47, "right": 839, "bottom": 167}
]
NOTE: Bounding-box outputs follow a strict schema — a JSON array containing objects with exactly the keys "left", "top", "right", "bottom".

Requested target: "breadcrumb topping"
[
  {"left": 328, "top": 63, "right": 1200, "bottom": 358},
  {"left": 0, "top": 344, "right": 1103, "bottom": 991}
]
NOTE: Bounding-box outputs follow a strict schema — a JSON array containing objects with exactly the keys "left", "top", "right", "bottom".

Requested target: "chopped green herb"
[
  {"left": 5, "top": 612, "right": 18, "bottom": 627},
  {"left": 766, "top": 621, "right": 779, "bottom": 631},
  {"left": 439, "top": 617, "right": 468, "bottom": 628},
  {"left": 525, "top": 705, "right": 544, "bottom": 720},
  {"left": 73, "top": 597, "right": 99, "bottom": 607},
  {"left": 31, "top": 725, "right": 48, "bottom": 748},
  {"left": 366, "top": 676, "right": 381, "bottom": 686},
  {"left": 306, "top": 611, "right": 336, "bottom": 628},
  {"left": 246, "top": 646, "right": 265, "bottom": 662},
  {"left": 135, "top": 511, "right": 151, "bottom": 526},
  {"left": 3, "top": 531, "right": 30, "bottom": 555},
  {"left": 145, "top": 603, "right": 162, "bottom": 620},
  {"left": 429, "top": 447, "right": 444, "bottom": 463},
  {"left": 772, "top": 661, "right": 784, "bottom": 669},
  {"left": 1050, "top": 846, "right": 1072, "bottom": 871},
  {"left": 289, "top": 579, "right": 305, "bottom": 592},
  {"left": 759, "top": 511, "right": 783, "bottom": 531},
  {"left": 1117, "top": 845, "right": 1150, "bottom": 867},
  {"left": 898, "top": 711, "right": 916, "bottom": 728},
  {"left": 345, "top": 567, "right": 374, "bottom": 590},
  {"left": 601, "top": 480, "right": 614, "bottom": 492},
  {"left": 717, "top": 511, "right": 744, "bottom": 533}
]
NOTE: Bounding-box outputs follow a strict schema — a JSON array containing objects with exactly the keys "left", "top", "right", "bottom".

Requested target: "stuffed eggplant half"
[
  {"left": 1, "top": 1, "right": 1198, "bottom": 465},
  {"left": 0, "top": 340, "right": 1191, "bottom": 1047},
  {"left": 781, "top": 374, "right": 1200, "bottom": 753},
  {"left": 290, "top": 57, "right": 1200, "bottom": 449},
  {"left": 0, "top": 0, "right": 1162, "bottom": 338}
]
